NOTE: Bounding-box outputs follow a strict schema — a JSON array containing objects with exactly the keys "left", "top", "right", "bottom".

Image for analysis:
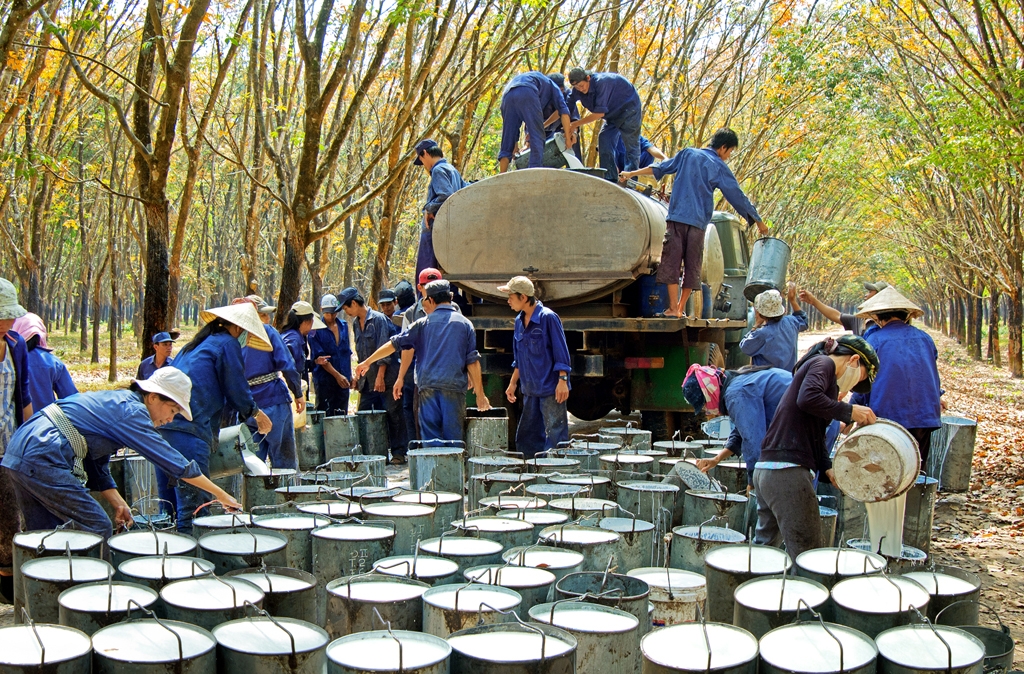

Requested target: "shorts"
[{"left": 656, "top": 220, "right": 705, "bottom": 289}]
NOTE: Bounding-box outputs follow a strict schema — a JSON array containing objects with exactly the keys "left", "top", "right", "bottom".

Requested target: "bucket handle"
[
  {"left": 478, "top": 603, "right": 547, "bottom": 658},
  {"left": 258, "top": 561, "right": 276, "bottom": 594},
  {"left": 909, "top": 606, "right": 954, "bottom": 674},
  {"left": 209, "top": 574, "right": 241, "bottom": 607},
  {"left": 125, "top": 600, "right": 183, "bottom": 661},
  {"left": 357, "top": 485, "right": 399, "bottom": 508},
  {"left": 935, "top": 599, "right": 1008, "bottom": 634},
  {"left": 375, "top": 559, "right": 414, "bottom": 578},
  {"left": 371, "top": 608, "right": 405, "bottom": 674},
  {"left": 243, "top": 601, "right": 297, "bottom": 659},
  {"left": 796, "top": 599, "right": 845, "bottom": 673},
  {"left": 106, "top": 565, "right": 115, "bottom": 613},
  {"left": 20, "top": 607, "right": 46, "bottom": 665},
  {"left": 693, "top": 602, "right": 713, "bottom": 674},
  {"left": 34, "top": 520, "right": 75, "bottom": 553},
  {"left": 65, "top": 542, "right": 74, "bottom": 582},
  {"left": 342, "top": 568, "right": 390, "bottom": 599}
]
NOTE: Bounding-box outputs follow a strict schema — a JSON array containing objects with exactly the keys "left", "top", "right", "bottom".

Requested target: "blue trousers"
[
  {"left": 415, "top": 224, "right": 437, "bottom": 292},
  {"left": 4, "top": 466, "right": 113, "bottom": 541},
  {"left": 598, "top": 103, "right": 642, "bottom": 182},
  {"left": 515, "top": 394, "right": 569, "bottom": 458},
  {"left": 155, "top": 429, "right": 212, "bottom": 536},
  {"left": 402, "top": 376, "right": 418, "bottom": 446},
  {"left": 416, "top": 388, "right": 466, "bottom": 443},
  {"left": 313, "top": 373, "right": 350, "bottom": 416},
  {"left": 248, "top": 401, "right": 297, "bottom": 470},
  {"left": 499, "top": 86, "right": 548, "bottom": 168}
]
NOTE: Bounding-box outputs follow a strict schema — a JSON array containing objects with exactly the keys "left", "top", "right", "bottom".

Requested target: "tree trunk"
[
  {"left": 972, "top": 294, "right": 983, "bottom": 360},
  {"left": 276, "top": 226, "right": 306, "bottom": 327},
  {"left": 90, "top": 255, "right": 108, "bottom": 364},
  {"left": 989, "top": 288, "right": 1001, "bottom": 367},
  {"left": 1008, "top": 289, "right": 1023, "bottom": 378}
]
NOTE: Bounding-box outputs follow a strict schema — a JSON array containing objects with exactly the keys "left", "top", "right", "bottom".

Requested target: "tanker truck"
[{"left": 433, "top": 169, "right": 754, "bottom": 440}]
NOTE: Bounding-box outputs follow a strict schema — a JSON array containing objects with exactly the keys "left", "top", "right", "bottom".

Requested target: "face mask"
[
  {"left": 237, "top": 332, "right": 248, "bottom": 348},
  {"left": 837, "top": 360, "right": 861, "bottom": 394}
]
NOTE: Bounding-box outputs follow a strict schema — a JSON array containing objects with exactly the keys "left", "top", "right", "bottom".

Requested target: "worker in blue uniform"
[
  {"left": 740, "top": 286, "right": 808, "bottom": 372},
  {"left": 308, "top": 294, "right": 352, "bottom": 416},
  {"left": 620, "top": 129, "right": 767, "bottom": 319},
  {"left": 498, "top": 71, "right": 575, "bottom": 172},
  {"left": 547, "top": 73, "right": 581, "bottom": 158},
  {"left": 1, "top": 367, "right": 241, "bottom": 541},
  {"left": 851, "top": 286, "right": 943, "bottom": 464},
  {"left": 12, "top": 312, "right": 77, "bottom": 408},
  {"left": 281, "top": 301, "right": 326, "bottom": 395},
  {"left": 414, "top": 139, "right": 467, "bottom": 285},
  {"left": 157, "top": 302, "right": 272, "bottom": 534},
  {"left": 499, "top": 277, "right": 572, "bottom": 457},
  {"left": 566, "top": 68, "right": 643, "bottom": 182},
  {"left": 356, "top": 280, "right": 491, "bottom": 441},
  {"left": 137, "top": 332, "right": 176, "bottom": 379},
  {"left": 240, "top": 296, "right": 303, "bottom": 469},
  {"left": 615, "top": 135, "right": 667, "bottom": 172},
  {"left": 378, "top": 289, "right": 400, "bottom": 331},
  {"left": 683, "top": 364, "right": 794, "bottom": 487}
]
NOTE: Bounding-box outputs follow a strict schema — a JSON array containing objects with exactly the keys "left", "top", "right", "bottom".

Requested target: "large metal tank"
[{"left": 433, "top": 169, "right": 668, "bottom": 305}]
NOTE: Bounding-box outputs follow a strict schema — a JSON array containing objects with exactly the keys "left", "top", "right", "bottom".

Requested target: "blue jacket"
[
  {"left": 137, "top": 354, "right": 174, "bottom": 380},
  {"left": 739, "top": 311, "right": 808, "bottom": 372},
  {"left": 2, "top": 390, "right": 202, "bottom": 491},
  {"left": 3, "top": 331, "right": 32, "bottom": 427},
  {"left": 505, "top": 71, "right": 570, "bottom": 121},
  {"left": 354, "top": 308, "right": 397, "bottom": 392},
  {"left": 568, "top": 72, "right": 640, "bottom": 119},
  {"left": 616, "top": 136, "right": 656, "bottom": 171},
  {"left": 26, "top": 347, "right": 77, "bottom": 409},
  {"left": 160, "top": 332, "right": 258, "bottom": 448},
  {"left": 391, "top": 304, "right": 480, "bottom": 392},
  {"left": 851, "top": 320, "right": 942, "bottom": 430},
  {"left": 424, "top": 160, "right": 467, "bottom": 216},
  {"left": 722, "top": 368, "right": 793, "bottom": 470},
  {"left": 243, "top": 325, "right": 301, "bottom": 409},
  {"left": 308, "top": 321, "right": 352, "bottom": 383},
  {"left": 652, "top": 148, "right": 761, "bottom": 230},
  {"left": 512, "top": 301, "right": 572, "bottom": 398},
  {"left": 281, "top": 328, "right": 310, "bottom": 381}
]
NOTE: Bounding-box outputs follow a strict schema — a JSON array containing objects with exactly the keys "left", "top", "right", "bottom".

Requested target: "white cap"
[{"left": 134, "top": 367, "right": 193, "bottom": 421}]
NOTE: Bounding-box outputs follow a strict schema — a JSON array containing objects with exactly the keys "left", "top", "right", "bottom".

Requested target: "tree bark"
[{"left": 989, "top": 288, "right": 1001, "bottom": 367}]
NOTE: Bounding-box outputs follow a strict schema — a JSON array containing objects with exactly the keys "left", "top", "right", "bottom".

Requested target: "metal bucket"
[
  {"left": 325, "top": 573, "right": 429, "bottom": 637},
  {"left": 743, "top": 237, "right": 790, "bottom": 301},
  {"left": 243, "top": 469, "right": 300, "bottom": 510},
  {"left": 465, "top": 564, "right": 556, "bottom": 611},
  {"left": 418, "top": 535, "right": 504, "bottom": 573},
  {"left": 323, "top": 415, "right": 360, "bottom": 459},
  {"left": 275, "top": 483, "right": 347, "bottom": 504},
  {"left": 683, "top": 490, "right": 748, "bottom": 532},
  {"left": 820, "top": 506, "right": 839, "bottom": 548},
  {"left": 928, "top": 416, "right": 977, "bottom": 493},
  {"left": 548, "top": 497, "right": 618, "bottom": 526},
  {"left": 253, "top": 512, "right": 331, "bottom": 572},
  {"left": 469, "top": 472, "right": 538, "bottom": 510},
  {"left": 794, "top": 547, "right": 885, "bottom": 590},
  {"left": 91, "top": 619, "right": 217, "bottom": 674},
  {"left": 311, "top": 522, "right": 396, "bottom": 592},
  {"left": 904, "top": 567, "right": 981, "bottom": 625},
  {"left": 946, "top": 603, "right": 1015, "bottom": 674},
  {"left": 479, "top": 494, "right": 547, "bottom": 512},
  {"left": 847, "top": 538, "right": 929, "bottom": 572},
  {"left": 818, "top": 482, "right": 868, "bottom": 541},
  {"left": 394, "top": 490, "right": 463, "bottom": 536},
  {"left": 599, "top": 453, "right": 655, "bottom": 481},
  {"left": 497, "top": 508, "right": 569, "bottom": 527},
  {"left": 468, "top": 455, "right": 527, "bottom": 477},
  {"left": 373, "top": 555, "right": 460, "bottom": 586},
  {"left": 599, "top": 517, "right": 656, "bottom": 571},
  {"left": 317, "top": 454, "right": 388, "bottom": 487},
  {"left": 641, "top": 621, "right": 759, "bottom": 674},
  {"left": 653, "top": 439, "right": 703, "bottom": 459},
  {"left": 57, "top": 580, "right": 159, "bottom": 636},
  {"left": 421, "top": 583, "right": 522, "bottom": 637},
  {"left": 356, "top": 409, "right": 390, "bottom": 457},
  {"left": 658, "top": 457, "right": 686, "bottom": 476},
  {"left": 525, "top": 457, "right": 580, "bottom": 474},
  {"left": 338, "top": 485, "right": 403, "bottom": 503},
  {"left": 710, "top": 458, "right": 748, "bottom": 495},
  {"left": 554, "top": 570, "right": 651, "bottom": 636},
  {"left": 549, "top": 446, "right": 602, "bottom": 472},
  {"left": 295, "top": 410, "right": 326, "bottom": 470},
  {"left": 160, "top": 576, "right": 265, "bottom": 630},
  {"left": 447, "top": 621, "right": 576, "bottom": 674},
  {"left": 834, "top": 419, "right": 921, "bottom": 503},
  {"left": 12, "top": 529, "right": 103, "bottom": 624},
  {"left": 197, "top": 528, "right": 288, "bottom": 574},
  {"left": 123, "top": 454, "right": 164, "bottom": 525},
  {"left": 627, "top": 567, "right": 707, "bottom": 627},
  {"left": 527, "top": 483, "right": 587, "bottom": 501},
  {"left": 732, "top": 574, "right": 830, "bottom": 638},
  {"left": 539, "top": 524, "right": 621, "bottom": 572},
  {"left": 530, "top": 602, "right": 639, "bottom": 674},
  {"left": 327, "top": 629, "right": 451, "bottom": 674},
  {"left": 452, "top": 516, "right": 534, "bottom": 549},
  {"left": 297, "top": 500, "right": 362, "bottom": 518},
  {"left": 504, "top": 545, "right": 585, "bottom": 585},
  {"left": 759, "top": 622, "right": 878, "bottom": 674},
  {"left": 904, "top": 475, "right": 939, "bottom": 553},
  {"left": 300, "top": 471, "right": 364, "bottom": 489},
  {"left": 118, "top": 554, "right": 215, "bottom": 593},
  {"left": 0, "top": 623, "right": 92, "bottom": 674},
  {"left": 192, "top": 512, "right": 254, "bottom": 538},
  {"left": 408, "top": 445, "right": 465, "bottom": 493},
  {"left": 108, "top": 529, "right": 198, "bottom": 570},
  {"left": 669, "top": 524, "right": 746, "bottom": 574},
  {"left": 599, "top": 426, "right": 652, "bottom": 451},
  {"left": 703, "top": 544, "right": 792, "bottom": 622},
  {"left": 363, "top": 502, "right": 437, "bottom": 556},
  {"left": 213, "top": 616, "right": 329, "bottom": 674},
  {"left": 831, "top": 574, "right": 932, "bottom": 638},
  {"left": 211, "top": 424, "right": 252, "bottom": 478},
  {"left": 876, "top": 624, "right": 985, "bottom": 674},
  {"left": 465, "top": 407, "right": 509, "bottom": 458},
  {"left": 21, "top": 554, "right": 114, "bottom": 623},
  {"left": 225, "top": 567, "right": 317, "bottom": 622},
  {"left": 617, "top": 481, "right": 678, "bottom": 563},
  {"left": 549, "top": 474, "right": 610, "bottom": 500}
]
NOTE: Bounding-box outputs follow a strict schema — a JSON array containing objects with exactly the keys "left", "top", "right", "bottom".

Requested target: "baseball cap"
[
  {"left": 548, "top": 72, "right": 566, "bottom": 88},
  {"left": 378, "top": 289, "right": 397, "bottom": 303},
  {"left": 321, "top": 294, "right": 341, "bottom": 313},
  {"left": 568, "top": 67, "right": 590, "bottom": 85},
  {"left": 246, "top": 294, "right": 276, "bottom": 314},
  {"left": 338, "top": 287, "right": 363, "bottom": 307},
  {"left": 863, "top": 281, "right": 889, "bottom": 293},
  {"left": 497, "top": 276, "right": 535, "bottom": 297},
  {"left": 152, "top": 331, "right": 176, "bottom": 344},
  {"left": 412, "top": 139, "right": 439, "bottom": 165},
  {"left": 418, "top": 268, "right": 442, "bottom": 285},
  {"left": 425, "top": 279, "right": 452, "bottom": 300},
  {"left": 134, "top": 367, "right": 193, "bottom": 421},
  {"left": 290, "top": 301, "right": 327, "bottom": 329}
]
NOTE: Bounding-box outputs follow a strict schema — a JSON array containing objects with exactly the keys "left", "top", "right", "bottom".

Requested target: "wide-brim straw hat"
[
  {"left": 855, "top": 286, "right": 924, "bottom": 319},
  {"left": 134, "top": 366, "right": 193, "bottom": 421},
  {"left": 199, "top": 302, "right": 272, "bottom": 351}
]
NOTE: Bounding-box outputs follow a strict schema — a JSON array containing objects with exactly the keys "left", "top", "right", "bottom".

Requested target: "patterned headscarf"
[
  {"left": 683, "top": 364, "right": 723, "bottom": 415},
  {"left": 12, "top": 312, "right": 49, "bottom": 350}
]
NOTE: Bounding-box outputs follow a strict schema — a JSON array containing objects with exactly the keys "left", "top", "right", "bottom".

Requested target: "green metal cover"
[{"left": 629, "top": 343, "right": 709, "bottom": 411}]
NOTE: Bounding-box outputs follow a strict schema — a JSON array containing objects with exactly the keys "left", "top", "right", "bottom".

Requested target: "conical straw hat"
[
  {"left": 199, "top": 302, "right": 272, "bottom": 351},
  {"left": 855, "top": 286, "right": 924, "bottom": 319}
]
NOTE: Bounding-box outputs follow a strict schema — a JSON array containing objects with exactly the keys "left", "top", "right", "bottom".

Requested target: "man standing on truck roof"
[
  {"left": 619, "top": 128, "right": 768, "bottom": 319},
  {"left": 498, "top": 71, "right": 576, "bottom": 173},
  {"left": 500, "top": 276, "right": 572, "bottom": 458},
  {"left": 414, "top": 139, "right": 467, "bottom": 285},
  {"left": 566, "top": 68, "right": 643, "bottom": 182}
]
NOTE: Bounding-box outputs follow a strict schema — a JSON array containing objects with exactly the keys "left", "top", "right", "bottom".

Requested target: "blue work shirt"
[
  {"left": 652, "top": 148, "right": 761, "bottom": 230},
  {"left": 353, "top": 308, "right": 397, "bottom": 393},
  {"left": 3, "top": 331, "right": 32, "bottom": 427},
  {"left": 511, "top": 301, "right": 573, "bottom": 398},
  {"left": 2, "top": 390, "right": 202, "bottom": 491},
  {"left": 616, "top": 136, "right": 656, "bottom": 170},
  {"left": 739, "top": 311, "right": 808, "bottom": 372},
  {"left": 25, "top": 347, "right": 77, "bottom": 409},
  {"left": 568, "top": 72, "right": 641, "bottom": 119},
  {"left": 161, "top": 332, "right": 258, "bottom": 448},
  {"left": 281, "top": 328, "right": 310, "bottom": 381},
  {"left": 243, "top": 324, "right": 301, "bottom": 409},
  {"left": 721, "top": 368, "right": 793, "bottom": 472},
  {"left": 851, "top": 320, "right": 942, "bottom": 430},
  {"left": 137, "top": 354, "right": 174, "bottom": 380},
  {"left": 505, "top": 71, "right": 570, "bottom": 121},
  {"left": 308, "top": 321, "right": 352, "bottom": 381},
  {"left": 424, "top": 160, "right": 467, "bottom": 216},
  {"left": 391, "top": 304, "right": 479, "bottom": 392}
]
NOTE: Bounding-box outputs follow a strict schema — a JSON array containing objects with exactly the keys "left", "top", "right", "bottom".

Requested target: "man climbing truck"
[{"left": 430, "top": 169, "right": 754, "bottom": 440}]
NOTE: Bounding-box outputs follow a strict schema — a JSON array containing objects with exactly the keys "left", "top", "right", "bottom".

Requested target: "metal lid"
[
  {"left": 599, "top": 453, "right": 653, "bottom": 464},
  {"left": 311, "top": 523, "right": 394, "bottom": 541},
  {"left": 327, "top": 630, "right": 451, "bottom": 670},
  {"left": 641, "top": 623, "right": 757, "bottom": 670},
  {"left": 600, "top": 427, "right": 650, "bottom": 436},
  {"left": 108, "top": 531, "right": 197, "bottom": 556},
  {"left": 422, "top": 583, "right": 521, "bottom": 612},
  {"left": 160, "top": 577, "right": 264, "bottom": 610},
  {"left": 902, "top": 570, "right": 979, "bottom": 596},
  {"left": 22, "top": 555, "right": 112, "bottom": 582},
  {"left": 253, "top": 513, "right": 331, "bottom": 530},
  {"left": 58, "top": 581, "right": 159, "bottom": 612},
  {"left": 599, "top": 517, "right": 655, "bottom": 534},
  {"left": 733, "top": 576, "right": 829, "bottom": 611},
  {"left": 15, "top": 529, "right": 103, "bottom": 552},
  {"left": 363, "top": 502, "right": 436, "bottom": 517},
  {"left": 705, "top": 545, "right": 792, "bottom": 574},
  {"left": 795, "top": 548, "right": 884, "bottom": 577},
  {"left": 831, "top": 576, "right": 931, "bottom": 613},
  {"left": 567, "top": 441, "right": 619, "bottom": 451},
  {"left": 297, "top": 501, "right": 362, "bottom": 517},
  {"left": 530, "top": 602, "right": 638, "bottom": 633},
  {"left": 464, "top": 565, "right": 556, "bottom": 589},
  {"left": 540, "top": 525, "right": 619, "bottom": 545},
  {"left": 627, "top": 567, "right": 706, "bottom": 591},
  {"left": 327, "top": 575, "right": 429, "bottom": 602},
  {"left": 480, "top": 495, "right": 547, "bottom": 509},
  {"left": 0, "top": 624, "right": 91, "bottom": 664},
  {"left": 229, "top": 570, "right": 315, "bottom": 593},
  {"left": 497, "top": 509, "right": 569, "bottom": 526},
  {"left": 526, "top": 484, "right": 585, "bottom": 497},
  {"left": 419, "top": 537, "right": 504, "bottom": 557},
  {"left": 469, "top": 456, "right": 525, "bottom": 467},
  {"left": 472, "top": 471, "right": 537, "bottom": 484},
  {"left": 193, "top": 513, "right": 253, "bottom": 529},
  {"left": 760, "top": 623, "right": 877, "bottom": 673},
  {"left": 453, "top": 517, "right": 533, "bottom": 533},
  {"left": 619, "top": 480, "right": 679, "bottom": 493},
  {"left": 92, "top": 620, "right": 215, "bottom": 662},
  {"left": 685, "top": 489, "right": 747, "bottom": 503},
  {"left": 653, "top": 440, "right": 702, "bottom": 451},
  {"left": 875, "top": 625, "right": 985, "bottom": 668},
  {"left": 197, "top": 530, "right": 287, "bottom": 555},
  {"left": 525, "top": 458, "right": 579, "bottom": 467},
  {"left": 672, "top": 525, "right": 745, "bottom": 543},
  {"left": 213, "top": 617, "right": 329, "bottom": 654},
  {"left": 394, "top": 491, "right": 462, "bottom": 505},
  {"left": 336, "top": 486, "right": 402, "bottom": 500},
  {"left": 503, "top": 546, "right": 585, "bottom": 570},
  {"left": 548, "top": 498, "right": 618, "bottom": 513},
  {"left": 374, "top": 555, "right": 459, "bottom": 579},
  {"left": 448, "top": 625, "right": 575, "bottom": 663},
  {"left": 549, "top": 475, "right": 611, "bottom": 486},
  {"left": 119, "top": 555, "right": 215, "bottom": 581}
]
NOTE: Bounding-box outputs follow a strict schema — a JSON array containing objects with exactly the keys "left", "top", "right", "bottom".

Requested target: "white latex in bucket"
[
  {"left": 627, "top": 567, "right": 707, "bottom": 627},
  {"left": 865, "top": 493, "right": 907, "bottom": 558},
  {"left": 833, "top": 419, "right": 920, "bottom": 503}
]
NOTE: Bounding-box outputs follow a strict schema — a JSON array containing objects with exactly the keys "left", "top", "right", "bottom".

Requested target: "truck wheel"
[{"left": 708, "top": 343, "right": 725, "bottom": 368}]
